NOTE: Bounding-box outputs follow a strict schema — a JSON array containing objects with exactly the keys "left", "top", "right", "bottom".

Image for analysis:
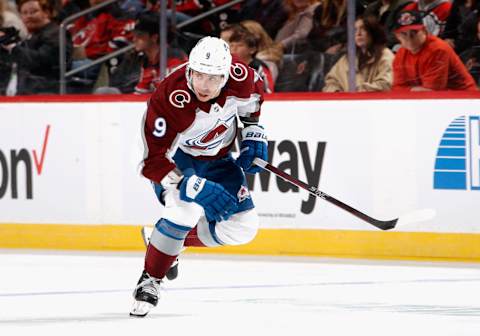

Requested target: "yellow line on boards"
[{"left": 0, "top": 223, "right": 479, "bottom": 262}]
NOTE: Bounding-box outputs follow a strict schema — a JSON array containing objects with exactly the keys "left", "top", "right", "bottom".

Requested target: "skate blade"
[{"left": 130, "top": 301, "right": 154, "bottom": 317}]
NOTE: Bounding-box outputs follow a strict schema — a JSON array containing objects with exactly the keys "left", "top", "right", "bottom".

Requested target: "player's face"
[{"left": 191, "top": 70, "right": 224, "bottom": 101}]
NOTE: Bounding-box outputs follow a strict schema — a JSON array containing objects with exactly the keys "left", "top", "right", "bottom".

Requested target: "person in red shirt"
[{"left": 392, "top": 10, "right": 477, "bottom": 91}]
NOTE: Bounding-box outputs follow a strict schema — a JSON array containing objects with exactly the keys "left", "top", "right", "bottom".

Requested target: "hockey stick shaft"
[{"left": 253, "top": 158, "right": 397, "bottom": 230}]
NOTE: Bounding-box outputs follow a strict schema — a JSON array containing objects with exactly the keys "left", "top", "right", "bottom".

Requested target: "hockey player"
[{"left": 130, "top": 36, "right": 268, "bottom": 317}]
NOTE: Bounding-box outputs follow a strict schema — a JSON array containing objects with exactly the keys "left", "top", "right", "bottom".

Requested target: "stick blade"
[{"left": 372, "top": 218, "right": 398, "bottom": 231}]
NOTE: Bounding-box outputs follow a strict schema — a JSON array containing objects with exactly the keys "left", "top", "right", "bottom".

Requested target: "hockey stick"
[{"left": 253, "top": 158, "right": 397, "bottom": 230}]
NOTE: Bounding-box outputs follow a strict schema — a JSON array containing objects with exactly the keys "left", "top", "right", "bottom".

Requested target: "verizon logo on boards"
[{"left": 0, "top": 125, "right": 50, "bottom": 199}]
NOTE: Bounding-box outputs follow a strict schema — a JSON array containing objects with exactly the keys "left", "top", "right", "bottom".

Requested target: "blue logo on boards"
[{"left": 433, "top": 116, "right": 480, "bottom": 190}]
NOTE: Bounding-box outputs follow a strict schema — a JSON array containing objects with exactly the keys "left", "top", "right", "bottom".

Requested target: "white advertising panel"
[
  {"left": 257, "top": 99, "right": 480, "bottom": 232},
  {"left": 0, "top": 99, "right": 479, "bottom": 233},
  {"left": 0, "top": 102, "right": 158, "bottom": 225}
]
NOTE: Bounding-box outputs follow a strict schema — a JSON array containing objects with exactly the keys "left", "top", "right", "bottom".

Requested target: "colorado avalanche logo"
[
  {"left": 185, "top": 116, "right": 235, "bottom": 150},
  {"left": 169, "top": 89, "right": 191, "bottom": 108},
  {"left": 237, "top": 185, "right": 250, "bottom": 203},
  {"left": 230, "top": 63, "right": 248, "bottom": 82}
]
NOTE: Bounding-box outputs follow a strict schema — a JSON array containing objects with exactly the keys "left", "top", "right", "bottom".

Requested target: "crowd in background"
[{"left": 0, "top": 0, "right": 479, "bottom": 95}]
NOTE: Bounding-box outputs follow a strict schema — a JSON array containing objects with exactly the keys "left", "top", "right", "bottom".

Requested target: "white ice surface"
[{"left": 0, "top": 251, "right": 479, "bottom": 336}]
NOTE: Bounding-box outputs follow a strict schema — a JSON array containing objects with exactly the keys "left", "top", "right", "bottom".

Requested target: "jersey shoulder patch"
[
  {"left": 229, "top": 61, "right": 250, "bottom": 82},
  {"left": 148, "top": 65, "right": 195, "bottom": 132},
  {"left": 225, "top": 58, "right": 257, "bottom": 98}
]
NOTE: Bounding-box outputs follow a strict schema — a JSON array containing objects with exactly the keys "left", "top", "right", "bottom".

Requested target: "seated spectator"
[
  {"left": 1, "top": 0, "right": 28, "bottom": 39},
  {"left": 441, "top": 0, "right": 480, "bottom": 55},
  {"left": 392, "top": 10, "right": 477, "bottom": 91},
  {"left": 323, "top": 16, "right": 394, "bottom": 92},
  {"left": 402, "top": 0, "right": 452, "bottom": 36},
  {"left": 275, "top": 0, "right": 320, "bottom": 53},
  {"left": 238, "top": 0, "right": 288, "bottom": 38},
  {"left": 0, "top": 0, "right": 72, "bottom": 95},
  {"left": 459, "top": 14, "right": 480, "bottom": 85},
  {"left": 363, "top": 0, "right": 413, "bottom": 48},
  {"left": 221, "top": 23, "right": 275, "bottom": 93},
  {"left": 107, "top": 12, "right": 187, "bottom": 94},
  {"left": 307, "top": 0, "right": 347, "bottom": 54},
  {"left": 68, "top": 0, "right": 134, "bottom": 86},
  {"left": 240, "top": 20, "right": 284, "bottom": 84},
  {"left": 274, "top": 0, "right": 347, "bottom": 92}
]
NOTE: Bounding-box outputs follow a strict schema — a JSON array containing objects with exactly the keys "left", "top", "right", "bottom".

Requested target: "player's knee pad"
[
  {"left": 196, "top": 209, "right": 259, "bottom": 247},
  {"left": 149, "top": 218, "right": 191, "bottom": 256}
]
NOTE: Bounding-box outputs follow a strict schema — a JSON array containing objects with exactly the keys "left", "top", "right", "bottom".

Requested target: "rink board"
[
  {"left": 0, "top": 93, "right": 480, "bottom": 261},
  {"left": 0, "top": 223, "right": 479, "bottom": 262}
]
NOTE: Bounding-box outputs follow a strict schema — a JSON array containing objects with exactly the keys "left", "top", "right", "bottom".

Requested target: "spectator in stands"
[
  {"left": 402, "top": 0, "right": 452, "bottom": 36},
  {"left": 274, "top": 0, "right": 347, "bottom": 92},
  {"left": 221, "top": 23, "right": 274, "bottom": 92},
  {"left": 323, "top": 16, "right": 394, "bottom": 92},
  {"left": 392, "top": 10, "right": 477, "bottom": 91},
  {"left": 238, "top": 0, "right": 288, "bottom": 38},
  {"left": 458, "top": 15, "right": 480, "bottom": 85},
  {"left": 106, "top": 12, "right": 187, "bottom": 94},
  {"left": 240, "top": 20, "right": 284, "bottom": 84},
  {"left": 1, "top": 0, "right": 27, "bottom": 39},
  {"left": 0, "top": 0, "right": 72, "bottom": 95},
  {"left": 307, "top": 0, "right": 347, "bottom": 54},
  {"left": 275, "top": 0, "right": 320, "bottom": 53},
  {"left": 441, "top": 0, "right": 480, "bottom": 55},
  {"left": 363, "top": 0, "right": 413, "bottom": 48},
  {"left": 67, "top": 0, "right": 134, "bottom": 88}
]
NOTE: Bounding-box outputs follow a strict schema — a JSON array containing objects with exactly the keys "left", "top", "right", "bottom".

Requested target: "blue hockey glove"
[
  {"left": 236, "top": 125, "right": 268, "bottom": 174},
  {"left": 179, "top": 174, "right": 238, "bottom": 222}
]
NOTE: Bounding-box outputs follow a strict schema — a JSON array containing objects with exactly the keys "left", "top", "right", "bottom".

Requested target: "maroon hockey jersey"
[{"left": 140, "top": 59, "right": 265, "bottom": 184}]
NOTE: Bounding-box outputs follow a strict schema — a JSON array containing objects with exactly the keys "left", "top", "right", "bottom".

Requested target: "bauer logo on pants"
[{"left": 433, "top": 115, "right": 480, "bottom": 190}]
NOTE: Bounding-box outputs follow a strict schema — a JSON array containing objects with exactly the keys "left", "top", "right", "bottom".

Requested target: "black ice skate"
[
  {"left": 166, "top": 258, "right": 179, "bottom": 280},
  {"left": 130, "top": 270, "right": 162, "bottom": 317}
]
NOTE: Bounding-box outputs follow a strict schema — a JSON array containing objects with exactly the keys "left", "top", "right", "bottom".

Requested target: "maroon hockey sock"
[
  {"left": 183, "top": 227, "right": 207, "bottom": 247},
  {"left": 144, "top": 243, "right": 179, "bottom": 279}
]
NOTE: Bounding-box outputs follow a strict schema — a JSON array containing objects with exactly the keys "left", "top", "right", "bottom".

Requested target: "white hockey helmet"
[{"left": 186, "top": 36, "right": 232, "bottom": 91}]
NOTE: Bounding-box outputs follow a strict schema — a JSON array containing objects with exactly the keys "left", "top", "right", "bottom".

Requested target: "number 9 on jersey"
[{"left": 153, "top": 117, "right": 167, "bottom": 137}]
